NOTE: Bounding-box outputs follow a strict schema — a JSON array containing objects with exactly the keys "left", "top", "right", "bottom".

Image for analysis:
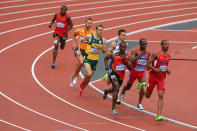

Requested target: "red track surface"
[{"left": 0, "top": 0, "right": 197, "bottom": 130}]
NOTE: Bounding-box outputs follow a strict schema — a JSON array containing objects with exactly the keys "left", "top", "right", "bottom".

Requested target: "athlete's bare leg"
[
  {"left": 157, "top": 90, "right": 165, "bottom": 116},
  {"left": 138, "top": 77, "right": 146, "bottom": 105},
  {"left": 52, "top": 36, "right": 60, "bottom": 68}
]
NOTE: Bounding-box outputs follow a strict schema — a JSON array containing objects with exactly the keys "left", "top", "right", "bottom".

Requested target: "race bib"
[
  {"left": 137, "top": 59, "right": 147, "bottom": 65},
  {"left": 91, "top": 47, "right": 99, "bottom": 54},
  {"left": 116, "top": 64, "right": 126, "bottom": 71},
  {"left": 56, "top": 22, "right": 65, "bottom": 28},
  {"left": 160, "top": 65, "right": 168, "bottom": 72}
]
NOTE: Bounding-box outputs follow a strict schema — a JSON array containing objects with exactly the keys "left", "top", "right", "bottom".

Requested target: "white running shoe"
[
  {"left": 72, "top": 77, "right": 78, "bottom": 84},
  {"left": 137, "top": 104, "right": 144, "bottom": 110}
]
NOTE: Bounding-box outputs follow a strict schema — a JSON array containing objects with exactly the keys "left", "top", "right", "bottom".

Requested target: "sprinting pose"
[
  {"left": 70, "top": 18, "right": 94, "bottom": 86},
  {"left": 103, "top": 41, "right": 132, "bottom": 114},
  {"left": 119, "top": 38, "right": 151, "bottom": 110},
  {"left": 138, "top": 40, "right": 171, "bottom": 121},
  {"left": 49, "top": 5, "right": 73, "bottom": 69},
  {"left": 78, "top": 24, "right": 106, "bottom": 97}
]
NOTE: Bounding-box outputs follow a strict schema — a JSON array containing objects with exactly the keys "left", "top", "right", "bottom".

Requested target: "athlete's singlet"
[
  {"left": 133, "top": 49, "right": 149, "bottom": 71},
  {"left": 55, "top": 12, "right": 69, "bottom": 37}
]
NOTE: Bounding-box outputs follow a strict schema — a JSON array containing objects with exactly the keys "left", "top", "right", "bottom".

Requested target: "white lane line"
[
  {"left": 126, "top": 40, "right": 197, "bottom": 44},
  {"left": 31, "top": 42, "right": 145, "bottom": 131},
  {"left": 1, "top": 2, "right": 197, "bottom": 35},
  {"left": 0, "top": 0, "right": 76, "bottom": 10},
  {"left": 150, "top": 29, "right": 197, "bottom": 32},
  {"left": 0, "top": 0, "right": 168, "bottom": 24},
  {"left": 86, "top": 19, "right": 197, "bottom": 130},
  {"left": 0, "top": 0, "right": 171, "bottom": 16},
  {"left": 1, "top": 12, "right": 197, "bottom": 54},
  {"left": 0, "top": 0, "right": 28, "bottom": 4},
  {"left": 0, "top": 119, "right": 30, "bottom": 131},
  {"left": 0, "top": 92, "right": 88, "bottom": 131}
]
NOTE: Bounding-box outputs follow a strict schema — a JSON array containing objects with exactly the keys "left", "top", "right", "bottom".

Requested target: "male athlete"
[
  {"left": 103, "top": 41, "right": 132, "bottom": 115},
  {"left": 101, "top": 29, "right": 127, "bottom": 85},
  {"left": 119, "top": 38, "right": 151, "bottom": 110},
  {"left": 138, "top": 40, "right": 171, "bottom": 121},
  {"left": 49, "top": 5, "right": 73, "bottom": 69},
  {"left": 78, "top": 24, "right": 106, "bottom": 97},
  {"left": 70, "top": 18, "right": 94, "bottom": 86}
]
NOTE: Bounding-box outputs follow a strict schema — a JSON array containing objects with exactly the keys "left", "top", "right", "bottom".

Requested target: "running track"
[{"left": 0, "top": 0, "right": 197, "bottom": 130}]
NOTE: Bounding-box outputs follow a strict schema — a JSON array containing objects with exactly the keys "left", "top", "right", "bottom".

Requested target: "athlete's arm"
[
  {"left": 101, "top": 38, "right": 107, "bottom": 54},
  {"left": 49, "top": 13, "right": 57, "bottom": 28},
  {"left": 148, "top": 52, "right": 161, "bottom": 72},
  {"left": 104, "top": 53, "right": 113, "bottom": 70},
  {"left": 166, "top": 55, "right": 171, "bottom": 75},
  {"left": 63, "top": 15, "right": 73, "bottom": 34},
  {"left": 125, "top": 55, "right": 132, "bottom": 71},
  {"left": 106, "top": 41, "right": 116, "bottom": 55},
  {"left": 130, "top": 49, "right": 138, "bottom": 62},
  {"left": 72, "top": 30, "right": 78, "bottom": 50}
]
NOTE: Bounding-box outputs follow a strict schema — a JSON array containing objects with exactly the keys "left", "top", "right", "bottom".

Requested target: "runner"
[
  {"left": 78, "top": 24, "right": 106, "bottom": 97},
  {"left": 137, "top": 40, "right": 171, "bottom": 121},
  {"left": 101, "top": 29, "right": 127, "bottom": 86},
  {"left": 49, "top": 5, "right": 73, "bottom": 69},
  {"left": 119, "top": 38, "right": 151, "bottom": 110},
  {"left": 70, "top": 18, "right": 94, "bottom": 86},
  {"left": 103, "top": 41, "right": 132, "bottom": 115}
]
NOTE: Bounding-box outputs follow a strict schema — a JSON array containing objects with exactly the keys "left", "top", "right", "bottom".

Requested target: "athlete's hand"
[
  {"left": 105, "top": 66, "right": 109, "bottom": 71},
  {"left": 155, "top": 68, "right": 162, "bottom": 73},
  {"left": 49, "top": 24, "right": 52, "bottom": 28},
  {"left": 62, "top": 30, "right": 67, "bottom": 34},
  {"left": 167, "top": 69, "right": 171, "bottom": 75}
]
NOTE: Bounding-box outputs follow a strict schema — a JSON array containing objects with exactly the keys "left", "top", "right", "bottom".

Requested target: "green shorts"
[{"left": 84, "top": 58, "right": 98, "bottom": 71}]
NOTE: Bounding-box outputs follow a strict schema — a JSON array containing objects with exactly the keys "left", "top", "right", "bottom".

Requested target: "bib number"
[
  {"left": 160, "top": 65, "right": 168, "bottom": 72},
  {"left": 137, "top": 59, "right": 147, "bottom": 65},
  {"left": 116, "top": 64, "right": 126, "bottom": 71},
  {"left": 56, "top": 22, "right": 65, "bottom": 28},
  {"left": 91, "top": 47, "right": 99, "bottom": 54}
]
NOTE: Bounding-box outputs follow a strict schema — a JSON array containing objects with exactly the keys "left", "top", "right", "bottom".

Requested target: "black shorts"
[
  {"left": 108, "top": 69, "right": 123, "bottom": 87},
  {"left": 74, "top": 48, "right": 88, "bottom": 58},
  {"left": 53, "top": 33, "right": 67, "bottom": 42}
]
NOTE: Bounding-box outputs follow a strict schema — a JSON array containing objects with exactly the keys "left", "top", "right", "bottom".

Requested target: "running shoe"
[
  {"left": 80, "top": 81, "right": 84, "bottom": 89},
  {"left": 78, "top": 90, "right": 82, "bottom": 97},
  {"left": 112, "top": 109, "right": 118, "bottom": 115},
  {"left": 70, "top": 76, "right": 78, "bottom": 87},
  {"left": 116, "top": 99, "right": 121, "bottom": 104},
  {"left": 155, "top": 115, "right": 164, "bottom": 121},
  {"left": 100, "top": 73, "right": 108, "bottom": 81},
  {"left": 136, "top": 82, "right": 146, "bottom": 89},
  {"left": 103, "top": 88, "right": 108, "bottom": 100},
  {"left": 137, "top": 104, "right": 144, "bottom": 110},
  {"left": 51, "top": 62, "right": 56, "bottom": 69},
  {"left": 120, "top": 92, "right": 125, "bottom": 101}
]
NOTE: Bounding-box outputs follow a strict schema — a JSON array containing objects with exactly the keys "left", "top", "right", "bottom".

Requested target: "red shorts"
[
  {"left": 147, "top": 74, "right": 166, "bottom": 93},
  {"left": 127, "top": 70, "right": 145, "bottom": 84}
]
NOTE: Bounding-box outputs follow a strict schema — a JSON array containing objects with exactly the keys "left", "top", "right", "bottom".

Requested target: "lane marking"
[
  {"left": 31, "top": 40, "right": 145, "bottom": 131},
  {"left": 0, "top": 0, "right": 172, "bottom": 24},
  {"left": 0, "top": 0, "right": 171, "bottom": 16},
  {"left": 150, "top": 29, "right": 197, "bottom": 32},
  {"left": 1, "top": 12, "right": 197, "bottom": 54},
  {"left": 86, "top": 19, "right": 197, "bottom": 130},
  {"left": 0, "top": 0, "right": 28, "bottom": 4},
  {"left": 126, "top": 40, "right": 197, "bottom": 44},
  {"left": 80, "top": 123, "right": 106, "bottom": 125},
  {"left": 1, "top": 4, "right": 197, "bottom": 35},
  {"left": 0, "top": 92, "right": 88, "bottom": 131},
  {"left": 0, "top": 119, "right": 30, "bottom": 131},
  {"left": 0, "top": 0, "right": 76, "bottom": 10}
]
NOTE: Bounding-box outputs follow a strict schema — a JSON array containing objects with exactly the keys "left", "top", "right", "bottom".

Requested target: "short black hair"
[
  {"left": 139, "top": 38, "right": 146, "bottom": 44},
  {"left": 118, "top": 29, "right": 126, "bottom": 35},
  {"left": 161, "top": 40, "right": 168, "bottom": 45},
  {"left": 96, "top": 24, "right": 103, "bottom": 30},
  {"left": 85, "top": 18, "right": 92, "bottom": 22},
  {"left": 120, "top": 41, "right": 127, "bottom": 46},
  {"left": 61, "top": 5, "right": 68, "bottom": 10}
]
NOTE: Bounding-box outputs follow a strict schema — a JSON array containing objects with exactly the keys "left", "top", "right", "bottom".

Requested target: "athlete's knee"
[{"left": 60, "top": 42, "right": 65, "bottom": 50}]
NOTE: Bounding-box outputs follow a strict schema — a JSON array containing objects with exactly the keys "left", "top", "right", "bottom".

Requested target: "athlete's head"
[
  {"left": 118, "top": 29, "right": 126, "bottom": 42},
  {"left": 119, "top": 41, "right": 127, "bottom": 54},
  {"left": 139, "top": 38, "right": 147, "bottom": 50},
  {"left": 161, "top": 40, "right": 169, "bottom": 51},
  {"left": 85, "top": 18, "right": 92, "bottom": 30},
  {"left": 96, "top": 24, "right": 104, "bottom": 37},
  {"left": 60, "top": 5, "right": 68, "bottom": 15}
]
